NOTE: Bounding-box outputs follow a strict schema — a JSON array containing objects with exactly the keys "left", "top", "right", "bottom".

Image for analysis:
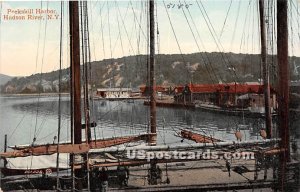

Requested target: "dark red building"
[{"left": 174, "top": 83, "right": 277, "bottom": 111}]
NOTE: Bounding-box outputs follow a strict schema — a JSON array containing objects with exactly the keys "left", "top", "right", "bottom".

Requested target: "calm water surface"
[{"left": 0, "top": 95, "right": 299, "bottom": 151}]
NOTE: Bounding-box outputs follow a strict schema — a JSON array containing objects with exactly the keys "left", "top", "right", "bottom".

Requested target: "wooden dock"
[{"left": 144, "top": 100, "right": 195, "bottom": 109}]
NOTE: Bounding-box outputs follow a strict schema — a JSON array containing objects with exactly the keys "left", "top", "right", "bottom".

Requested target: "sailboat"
[
  {"left": 0, "top": 1, "right": 156, "bottom": 190},
  {"left": 0, "top": 0, "right": 298, "bottom": 191}
]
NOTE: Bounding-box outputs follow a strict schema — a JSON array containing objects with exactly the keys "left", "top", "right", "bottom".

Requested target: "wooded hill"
[
  {"left": 1, "top": 52, "right": 300, "bottom": 93},
  {"left": 0, "top": 74, "right": 12, "bottom": 86}
]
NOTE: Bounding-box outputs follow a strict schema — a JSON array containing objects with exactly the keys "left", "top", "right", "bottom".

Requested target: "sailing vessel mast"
[
  {"left": 277, "top": 0, "right": 289, "bottom": 160},
  {"left": 149, "top": 0, "right": 157, "bottom": 145},
  {"left": 69, "top": 1, "right": 82, "bottom": 146},
  {"left": 277, "top": 0, "right": 290, "bottom": 190},
  {"left": 69, "top": 1, "right": 82, "bottom": 190},
  {"left": 259, "top": 0, "right": 272, "bottom": 138}
]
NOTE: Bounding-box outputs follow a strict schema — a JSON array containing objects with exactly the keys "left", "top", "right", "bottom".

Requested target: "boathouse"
[{"left": 174, "top": 83, "right": 277, "bottom": 111}]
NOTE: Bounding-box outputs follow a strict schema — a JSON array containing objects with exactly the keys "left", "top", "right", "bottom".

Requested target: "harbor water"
[{"left": 0, "top": 95, "right": 299, "bottom": 152}]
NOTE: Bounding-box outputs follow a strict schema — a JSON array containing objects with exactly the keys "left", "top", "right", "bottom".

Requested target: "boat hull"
[
  {"left": 195, "top": 104, "right": 277, "bottom": 118},
  {"left": 1, "top": 167, "right": 61, "bottom": 177}
]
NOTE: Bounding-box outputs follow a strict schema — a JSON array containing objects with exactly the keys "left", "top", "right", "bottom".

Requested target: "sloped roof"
[{"left": 176, "top": 83, "right": 274, "bottom": 94}]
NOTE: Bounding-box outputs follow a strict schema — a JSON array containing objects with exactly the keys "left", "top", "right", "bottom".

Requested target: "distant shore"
[
  {"left": 0, "top": 93, "right": 148, "bottom": 100},
  {"left": 0, "top": 92, "right": 70, "bottom": 97}
]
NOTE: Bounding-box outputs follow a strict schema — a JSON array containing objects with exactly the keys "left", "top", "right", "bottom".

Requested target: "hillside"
[
  {"left": 1, "top": 52, "right": 300, "bottom": 94},
  {"left": 0, "top": 74, "right": 13, "bottom": 86}
]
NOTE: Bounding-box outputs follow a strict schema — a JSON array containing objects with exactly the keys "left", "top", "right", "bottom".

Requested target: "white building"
[{"left": 96, "top": 88, "right": 132, "bottom": 99}]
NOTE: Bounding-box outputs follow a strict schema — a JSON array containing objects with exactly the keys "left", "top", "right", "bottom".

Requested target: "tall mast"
[
  {"left": 259, "top": 0, "right": 272, "bottom": 138},
  {"left": 69, "top": 1, "right": 82, "bottom": 146},
  {"left": 69, "top": 1, "right": 82, "bottom": 190},
  {"left": 277, "top": 0, "right": 289, "bottom": 160},
  {"left": 149, "top": 0, "right": 157, "bottom": 145},
  {"left": 277, "top": 0, "right": 289, "bottom": 189}
]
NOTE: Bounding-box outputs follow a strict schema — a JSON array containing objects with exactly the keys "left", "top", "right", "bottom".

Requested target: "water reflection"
[{"left": 0, "top": 96, "right": 299, "bottom": 148}]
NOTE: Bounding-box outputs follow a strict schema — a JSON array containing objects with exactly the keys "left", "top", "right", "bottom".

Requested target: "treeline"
[{"left": 1, "top": 52, "right": 299, "bottom": 93}]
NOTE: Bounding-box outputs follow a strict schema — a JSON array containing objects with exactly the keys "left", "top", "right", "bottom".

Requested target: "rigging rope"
[
  {"left": 85, "top": 1, "right": 97, "bottom": 145},
  {"left": 239, "top": 0, "right": 252, "bottom": 54},
  {"left": 33, "top": 1, "right": 50, "bottom": 144},
  {"left": 250, "top": 0, "right": 256, "bottom": 75},
  {"left": 56, "top": 1, "right": 64, "bottom": 189},
  {"left": 107, "top": 1, "right": 115, "bottom": 88},
  {"left": 116, "top": 3, "right": 127, "bottom": 87},
  {"left": 81, "top": 0, "right": 88, "bottom": 142},
  {"left": 162, "top": 1, "right": 189, "bottom": 83},
  {"left": 196, "top": 0, "right": 240, "bottom": 84},
  {"left": 88, "top": 1, "right": 97, "bottom": 63},
  {"left": 32, "top": 1, "right": 43, "bottom": 145},
  {"left": 229, "top": 0, "right": 241, "bottom": 52},
  {"left": 7, "top": 114, "right": 26, "bottom": 142},
  {"left": 99, "top": 2, "right": 106, "bottom": 59},
  {"left": 133, "top": 6, "right": 141, "bottom": 77},
  {"left": 245, "top": 1, "right": 254, "bottom": 75},
  {"left": 135, "top": 1, "right": 143, "bottom": 81},
  {"left": 130, "top": 0, "right": 147, "bottom": 40},
  {"left": 183, "top": 0, "right": 224, "bottom": 84},
  {"left": 90, "top": 1, "right": 99, "bottom": 86},
  {"left": 219, "top": 0, "right": 233, "bottom": 40},
  {"left": 180, "top": 0, "right": 217, "bottom": 84}
]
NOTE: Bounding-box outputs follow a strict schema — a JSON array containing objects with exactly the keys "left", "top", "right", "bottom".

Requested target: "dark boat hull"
[
  {"left": 1, "top": 167, "right": 61, "bottom": 177},
  {"left": 195, "top": 104, "right": 277, "bottom": 118}
]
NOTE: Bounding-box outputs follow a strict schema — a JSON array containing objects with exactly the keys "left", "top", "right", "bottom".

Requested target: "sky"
[{"left": 1, "top": 0, "right": 300, "bottom": 77}]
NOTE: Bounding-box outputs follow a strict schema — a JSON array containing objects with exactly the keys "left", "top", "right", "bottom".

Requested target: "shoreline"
[{"left": 0, "top": 93, "right": 70, "bottom": 97}]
